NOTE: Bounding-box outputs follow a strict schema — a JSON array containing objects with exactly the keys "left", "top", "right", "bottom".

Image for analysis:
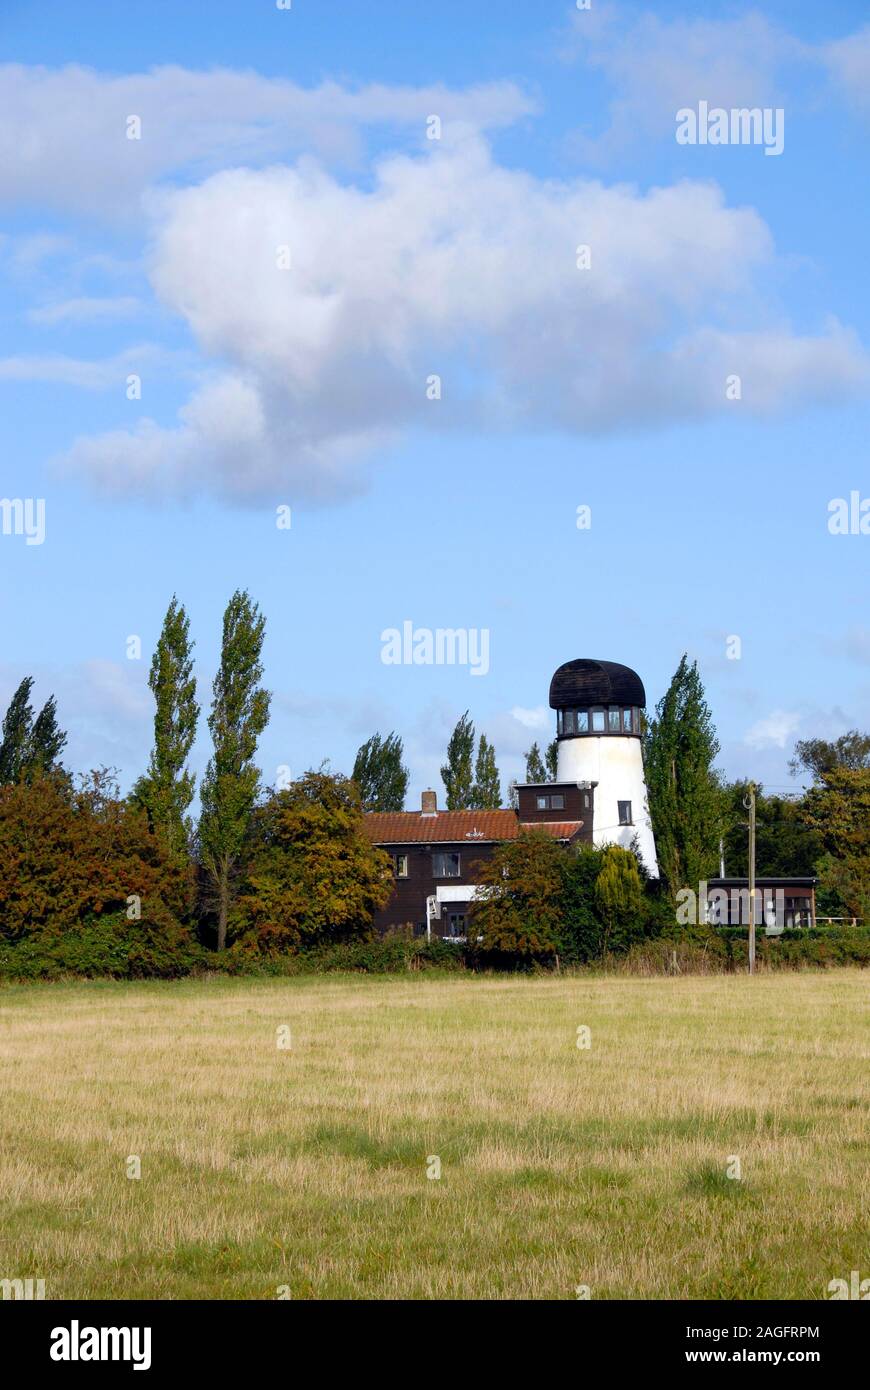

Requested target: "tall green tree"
[
  {"left": 352, "top": 732, "right": 408, "bottom": 811},
  {"left": 29, "top": 695, "right": 68, "bottom": 775},
  {"left": 471, "top": 733, "right": 501, "bottom": 809},
  {"left": 0, "top": 678, "right": 35, "bottom": 783},
  {"left": 199, "top": 591, "right": 271, "bottom": 949},
  {"left": 800, "top": 765, "right": 870, "bottom": 921},
  {"left": 643, "top": 655, "right": 722, "bottom": 897},
  {"left": 545, "top": 738, "right": 558, "bottom": 780},
  {"left": 133, "top": 597, "right": 199, "bottom": 857},
  {"left": 0, "top": 678, "right": 67, "bottom": 784},
  {"left": 441, "top": 712, "right": 475, "bottom": 810},
  {"left": 524, "top": 742, "right": 547, "bottom": 783},
  {"left": 524, "top": 740, "right": 557, "bottom": 783}
]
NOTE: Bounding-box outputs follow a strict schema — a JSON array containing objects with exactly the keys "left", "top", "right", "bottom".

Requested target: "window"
[
  {"left": 550, "top": 794, "right": 564, "bottom": 810},
  {"left": 591, "top": 709, "right": 605, "bottom": 732},
  {"left": 608, "top": 708, "right": 621, "bottom": 732},
  {"left": 623, "top": 708, "right": 633, "bottom": 733},
  {"left": 446, "top": 913, "right": 466, "bottom": 939},
  {"left": 433, "top": 852, "right": 460, "bottom": 878},
  {"left": 556, "top": 710, "right": 564, "bottom": 735},
  {"left": 537, "top": 795, "right": 548, "bottom": 810},
  {"left": 393, "top": 853, "right": 409, "bottom": 878},
  {"left": 618, "top": 801, "right": 633, "bottom": 826},
  {"left": 583, "top": 793, "right": 590, "bottom": 809},
  {"left": 563, "top": 710, "right": 576, "bottom": 735},
  {"left": 576, "top": 710, "right": 589, "bottom": 733}
]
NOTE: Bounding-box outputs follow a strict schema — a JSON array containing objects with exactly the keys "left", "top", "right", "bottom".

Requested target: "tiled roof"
[{"left": 363, "top": 810, "right": 584, "bottom": 844}]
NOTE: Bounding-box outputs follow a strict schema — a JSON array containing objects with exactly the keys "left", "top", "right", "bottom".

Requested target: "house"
[
  {"left": 705, "top": 877, "right": 818, "bottom": 932},
  {"left": 364, "top": 783, "right": 592, "bottom": 938}
]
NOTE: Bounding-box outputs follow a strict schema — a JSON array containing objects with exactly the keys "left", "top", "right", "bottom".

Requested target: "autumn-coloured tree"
[
  {"left": 235, "top": 770, "right": 393, "bottom": 951},
  {"left": 0, "top": 769, "right": 194, "bottom": 973}
]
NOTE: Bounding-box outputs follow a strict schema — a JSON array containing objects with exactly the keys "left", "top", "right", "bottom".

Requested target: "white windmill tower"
[{"left": 549, "top": 657, "right": 658, "bottom": 877}]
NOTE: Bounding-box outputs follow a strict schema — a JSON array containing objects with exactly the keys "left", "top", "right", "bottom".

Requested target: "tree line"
[{"left": 1, "top": 596, "right": 868, "bottom": 976}]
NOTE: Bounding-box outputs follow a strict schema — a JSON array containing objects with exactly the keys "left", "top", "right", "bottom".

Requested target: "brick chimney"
[{"left": 421, "top": 788, "right": 437, "bottom": 816}]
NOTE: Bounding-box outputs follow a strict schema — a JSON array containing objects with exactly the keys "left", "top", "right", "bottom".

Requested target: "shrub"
[
  {"left": 594, "top": 927, "right": 870, "bottom": 976},
  {"left": 203, "top": 933, "right": 466, "bottom": 976}
]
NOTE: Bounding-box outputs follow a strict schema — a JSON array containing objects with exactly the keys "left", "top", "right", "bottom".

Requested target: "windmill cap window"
[{"left": 556, "top": 706, "right": 641, "bottom": 737}]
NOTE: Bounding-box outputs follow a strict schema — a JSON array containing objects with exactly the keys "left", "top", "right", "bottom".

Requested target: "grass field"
[{"left": 0, "top": 969, "right": 866, "bottom": 1300}]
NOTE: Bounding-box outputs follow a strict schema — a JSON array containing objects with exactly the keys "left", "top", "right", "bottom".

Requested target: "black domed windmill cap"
[{"left": 549, "top": 659, "right": 646, "bottom": 709}]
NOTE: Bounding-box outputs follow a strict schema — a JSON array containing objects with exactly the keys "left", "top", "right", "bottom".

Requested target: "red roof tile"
[{"left": 363, "top": 810, "right": 584, "bottom": 844}]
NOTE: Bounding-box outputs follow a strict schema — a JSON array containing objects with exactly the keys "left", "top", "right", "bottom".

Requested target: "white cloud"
[
  {"left": 3, "top": 232, "right": 72, "bottom": 272},
  {"left": 560, "top": 5, "right": 870, "bottom": 155},
  {"left": 743, "top": 709, "right": 802, "bottom": 750},
  {"left": 0, "top": 344, "right": 187, "bottom": 389},
  {"left": 560, "top": 6, "right": 804, "bottom": 159},
  {"left": 56, "top": 136, "right": 870, "bottom": 503},
  {"left": 823, "top": 26, "right": 870, "bottom": 113},
  {"left": 27, "top": 295, "right": 142, "bottom": 326},
  {"left": 510, "top": 704, "right": 550, "bottom": 729},
  {"left": 0, "top": 64, "right": 533, "bottom": 218}
]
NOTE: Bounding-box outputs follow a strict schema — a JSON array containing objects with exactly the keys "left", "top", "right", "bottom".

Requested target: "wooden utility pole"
[{"left": 744, "top": 785, "right": 757, "bottom": 975}]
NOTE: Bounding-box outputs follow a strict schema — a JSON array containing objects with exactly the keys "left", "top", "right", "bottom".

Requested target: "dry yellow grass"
[{"left": 0, "top": 969, "right": 867, "bottom": 1299}]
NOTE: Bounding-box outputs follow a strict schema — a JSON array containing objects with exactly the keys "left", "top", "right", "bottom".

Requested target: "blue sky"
[{"left": 1, "top": 0, "right": 868, "bottom": 804}]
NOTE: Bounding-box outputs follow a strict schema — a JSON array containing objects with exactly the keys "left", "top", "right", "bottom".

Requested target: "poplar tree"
[
  {"left": 471, "top": 733, "right": 501, "bottom": 809},
  {"left": 0, "top": 678, "right": 67, "bottom": 783},
  {"left": 524, "top": 742, "right": 547, "bottom": 784},
  {"left": 352, "top": 732, "right": 408, "bottom": 811},
  {"left": 29, "top": 695, "right": 68, "bottom": 775},
  {"left": 545, "top": 739, "right": 558, "bottom": 780},
  {"left": 643, "top": 655, "right": 722, "bottom": 897},
  {"left": 134, "top": 597, "right": 199, "bottom": 857},
  {"left": 441, "top": 712, "right": 475, "bottom": 810},
  {"left": 0, "top": 679, "right": 35, "bottom": 783},
  {"left": 199, "top": 591, "right": 271, "bottom": 949}
]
